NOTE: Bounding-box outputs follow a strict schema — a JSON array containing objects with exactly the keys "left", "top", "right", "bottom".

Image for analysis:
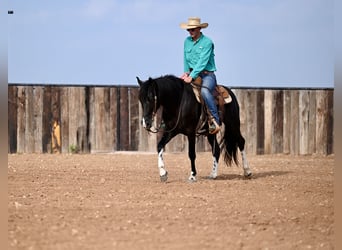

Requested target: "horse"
[{"left": 136, "top": 75, "right": 252, "bottom": 182}]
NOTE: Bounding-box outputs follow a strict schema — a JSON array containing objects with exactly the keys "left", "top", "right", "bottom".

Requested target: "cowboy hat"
[{"left": 180, "top": 17, "right": 208, "bottom": 29}]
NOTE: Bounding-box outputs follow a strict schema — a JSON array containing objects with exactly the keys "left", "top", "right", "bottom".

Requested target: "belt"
[
  {"left": 201, "top": 70, "right": 214, "bottom": 74},
  {"left": 189, "top": 68, "right": 214, "bottom": 75}
]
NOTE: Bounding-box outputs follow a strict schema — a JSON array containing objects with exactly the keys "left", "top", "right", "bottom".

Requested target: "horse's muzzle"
[{"left": 141, "top": 117, "right": 152, "bottom": 130}]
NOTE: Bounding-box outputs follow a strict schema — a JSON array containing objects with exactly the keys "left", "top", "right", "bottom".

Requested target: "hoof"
[
  {"left": 188, "top": 175, "right": 197, "bottom": 182},
  {"left": 244, "top": 171, "right": 252, "bottom": 179},
  {"left": 207, "top": 175, "right": 217, "bottom": 180},
  {"left": 207, "top": 172, "right": 217, "bottom": 179},
  {"left": 160, "top": 171, "right": 168, "bottom": 182}
]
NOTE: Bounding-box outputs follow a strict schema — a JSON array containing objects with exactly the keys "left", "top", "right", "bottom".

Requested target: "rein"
[
  {"left": 190, "top": 81, "right": 211, "bottom": 91},
  {"left": 147, "top": 84, "right": 185, "bottom": 134}
]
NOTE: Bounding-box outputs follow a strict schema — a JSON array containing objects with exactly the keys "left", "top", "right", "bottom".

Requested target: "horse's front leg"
[
  {"left": 157, "top": 132, "right": 173, "bottom": 182},
  {"left": 188, "top": 135, "right": 197, "bottom": 182},
  {"left": 157, "top": 148, "right": 168, "bottom": 182}
]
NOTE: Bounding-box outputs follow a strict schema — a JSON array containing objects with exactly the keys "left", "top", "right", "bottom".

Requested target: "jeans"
[{"left": 200, "top": 72, "right": 220, "bottom": 124}]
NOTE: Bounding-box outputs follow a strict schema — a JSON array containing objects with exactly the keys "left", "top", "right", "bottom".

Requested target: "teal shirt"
[{"left": 183, "top": 33, "right": 217, "bottom": 79}]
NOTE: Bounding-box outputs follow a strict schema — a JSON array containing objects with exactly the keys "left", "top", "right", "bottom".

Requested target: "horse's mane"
[
  {"left": 154, "top": 75, "right": 184, "bottom": 90},
  {"left": 150, "top": 75, "right": 189, "bottom": 107}
]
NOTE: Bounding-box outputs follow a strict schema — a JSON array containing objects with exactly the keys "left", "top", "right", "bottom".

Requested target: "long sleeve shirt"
[{"left": 183, "top": 33, "right": 217, "bottom": 79}]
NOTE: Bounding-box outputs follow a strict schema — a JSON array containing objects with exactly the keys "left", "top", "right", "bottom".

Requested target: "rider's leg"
[{"left": 200, "top": 73, "right": 220, "bottom": 134}]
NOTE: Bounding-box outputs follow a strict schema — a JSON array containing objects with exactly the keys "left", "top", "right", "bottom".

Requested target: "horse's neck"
[{"left": 158, "top": 85, "right": 184, "bottom": 115}]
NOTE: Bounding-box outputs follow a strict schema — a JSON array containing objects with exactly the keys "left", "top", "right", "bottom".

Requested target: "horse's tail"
[{"left": 220, "top": 88, "right": 242, "bottom": 166}]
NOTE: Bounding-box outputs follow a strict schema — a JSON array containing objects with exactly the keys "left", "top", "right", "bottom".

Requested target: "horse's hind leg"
[
  {"left": 238, "top": 135, "right": 252, "bottom": 177},
  {"left": 188, "top": 135, "right": 197, "bottom": 182},
  {"left": 207, "top": 134, "right": 220, "bottom": 179}
]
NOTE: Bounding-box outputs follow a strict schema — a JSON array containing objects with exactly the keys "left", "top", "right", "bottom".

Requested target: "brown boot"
[{"left": 209, "top": 119, "right": 221, "bottom": 134}]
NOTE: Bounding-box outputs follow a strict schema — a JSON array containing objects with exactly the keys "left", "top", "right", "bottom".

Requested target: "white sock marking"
[{"left": 158, "top": 149, "right": 166, "bottom": 176}]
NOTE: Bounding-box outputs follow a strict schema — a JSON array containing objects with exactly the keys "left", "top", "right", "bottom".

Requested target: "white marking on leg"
[
  {"left": 158, "top": 149, "right": 166, "bottom": 176},
  {"left": 142, "top": 118, "right": 146, "bottom": 128},
  {"left": 241, "top": 150, "right": 252, "bottom": 177},
  {"left": 188, "top": 171, "right": 197, "bottom": 182},
  {"left": 209, "top": 156, "right": 218, "bottom": 179}
]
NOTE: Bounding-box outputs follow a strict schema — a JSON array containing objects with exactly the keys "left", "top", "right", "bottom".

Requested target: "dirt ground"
[{"left": 8, "top": 152, "right": 334, "bottom": 250}]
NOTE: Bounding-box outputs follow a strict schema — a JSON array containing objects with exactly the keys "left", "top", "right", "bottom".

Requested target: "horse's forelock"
[{"left": 139, "top": 77, "right": 156, "bottom": 102}]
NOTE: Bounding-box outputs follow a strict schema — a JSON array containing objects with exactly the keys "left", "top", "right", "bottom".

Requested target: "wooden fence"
[{"left": 8, "top": 84, "right": 334, "bottom": 155}]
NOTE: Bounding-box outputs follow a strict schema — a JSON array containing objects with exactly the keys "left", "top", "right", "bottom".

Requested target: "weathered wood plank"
[
  {"left": 245, "top": 90, "right": 257, "bottom": 155},
  {"left": 272, "top": 90, "right": 284, "bottom": 154},
  {"left": 68, "top": 87, "right": 78, "bottom": 152},
  {"left": 316, "top": 90, "right": 334, "bottom": 155},
  {"left": 299, "top": 91, "right": 310, "bottom": 155},
  {"left": 42, "top": 86, "right": 52, "bottom": 153},
  {"left": 316, "top": 90, "right": 326, "bottom": 154},
  {"left": 16, "top": 86, "right": 26, "bottom": 153},
  {"left": 129, "top": 87, "right": 140, "bottom": 151},
  {"left": 51, "top": 87, "right": 61, "bottom": 153},
  {"left": 290, "top": 91, "right": 299, "bottom": 155},
  {"left": 90, "top": 87, "right": 113, "bottom": 152},
  {"left": 283, "top": 90, "right": 291, "bottom": 154},
  {"left": 119, "top": 87, "right": 129, "bottom": 150},
  {"left": 102, "top": 87, "right": 112, "bottom": 151},
  {"left": 34, "top": 87, "right": 44, "bottom": 153},
  {"left": 24, "top": 87, "right": 34, "bottom": 153},
  {"left": 8, "top": 86, "right": 17, "bottom": 153},
  {"left": 68, "top": 87, "right": 89, "bottom": 153},
  {"left": 256, "top": 90, "right": 264, "bottom": 155},
  {"left": 110, "top": 88, "right": 118, "bottom": 151},
  {"left": 308, "top": 91, "right": 317, "bottom": 154},
  {"left": 235, "top": 89, "right": 247, "bottom": 142},
  {"left": 88, "top": 87, "right": 95, "bottom": 152},
  {"left": 264, "top": 90, "right": 272, "bottom": 154},
  {"left": 60, "top": 87, "right": 69, "bottom": 153},
  {"left": 264, "top": 90, "right": 284, "bottom": 154},
  {"left": 327, "top": 90, "right": 334, "bottom": 154}
]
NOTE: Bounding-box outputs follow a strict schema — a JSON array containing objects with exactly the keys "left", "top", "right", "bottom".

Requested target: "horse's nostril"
[{"left": 142, "top": 117, "right": 152, "bottom": 129}]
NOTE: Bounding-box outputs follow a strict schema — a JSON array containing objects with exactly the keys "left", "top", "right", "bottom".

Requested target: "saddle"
[
  {"left": 191, "top": 77, "right": 232, "bottom": 135},
  {"left": 192, "top": 77, "right": 232, "bottom": 105}
]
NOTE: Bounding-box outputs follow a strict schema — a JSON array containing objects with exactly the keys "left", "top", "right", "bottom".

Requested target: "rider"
[{"left": 179, "top": 17, "right": 220, "bottom": 134}]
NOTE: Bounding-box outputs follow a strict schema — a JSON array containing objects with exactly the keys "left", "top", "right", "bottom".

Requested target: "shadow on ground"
[{"left": 201, "top": 170, "right": 291, "bottom": 181}]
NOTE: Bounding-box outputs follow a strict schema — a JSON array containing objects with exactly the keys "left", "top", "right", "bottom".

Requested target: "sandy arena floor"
[{"left": 8, "top": 152, "right": 334, "bottom": 249}]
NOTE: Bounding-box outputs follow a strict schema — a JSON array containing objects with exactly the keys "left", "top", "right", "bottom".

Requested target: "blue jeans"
[{"left": 200, "top": 72, "right": 220, "bottom": 124}]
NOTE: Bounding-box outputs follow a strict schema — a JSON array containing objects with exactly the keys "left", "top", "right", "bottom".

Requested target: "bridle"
[{"left": 145, "top": 84, "right": 185, "bottom": 134}]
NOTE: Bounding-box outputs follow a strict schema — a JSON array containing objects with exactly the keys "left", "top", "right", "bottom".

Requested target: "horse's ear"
[{"left": 136, "top": 76, "right": 143, "bottom": 86}]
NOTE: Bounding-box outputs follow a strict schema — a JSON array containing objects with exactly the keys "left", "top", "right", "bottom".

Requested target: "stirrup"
[{"left": 209, "top": 119, "right": 220, "bottom": 134}]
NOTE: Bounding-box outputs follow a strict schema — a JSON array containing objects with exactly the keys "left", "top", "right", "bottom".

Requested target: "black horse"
[{"left": 137, "top": 75, "right": 252, "bottom": 182}]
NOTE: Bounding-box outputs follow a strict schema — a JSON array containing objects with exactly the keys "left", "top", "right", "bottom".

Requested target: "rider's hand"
[
  {"left": 180, "top": 72, "right": 189, "bottom": 80},
  {"left": 183, "top": 76, "right": 193, "bottom": 84}
]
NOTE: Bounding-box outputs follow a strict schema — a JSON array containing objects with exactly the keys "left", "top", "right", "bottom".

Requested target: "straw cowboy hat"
[{"left": 180, "top": 17, "right": 208, "bottom": 29}]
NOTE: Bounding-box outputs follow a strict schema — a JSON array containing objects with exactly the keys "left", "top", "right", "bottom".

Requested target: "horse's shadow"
[{"left": 200, "top": 170, "right": 291, "bottom": 181}]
